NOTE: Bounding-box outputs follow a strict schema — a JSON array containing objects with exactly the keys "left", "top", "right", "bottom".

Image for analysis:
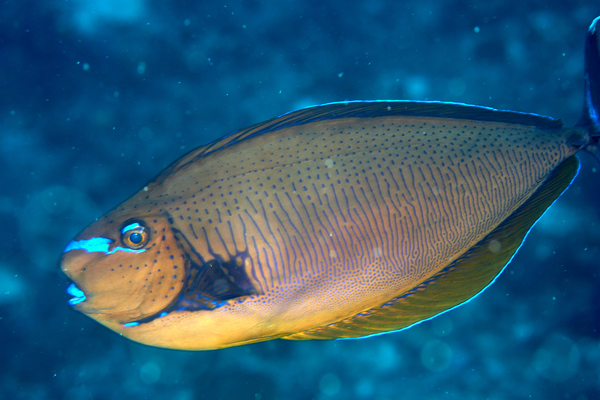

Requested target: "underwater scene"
[{"left": 2, "top": 0, "right": 600, "bottom": 399}]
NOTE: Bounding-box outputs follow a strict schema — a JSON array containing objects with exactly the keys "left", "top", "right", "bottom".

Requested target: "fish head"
[{"left": 60, "top": 207, "right": 186, "bottom": 327}]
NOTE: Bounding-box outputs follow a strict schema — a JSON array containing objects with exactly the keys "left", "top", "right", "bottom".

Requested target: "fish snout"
[
  {"left": 60, "top": 245, "right": 98, "bottom": 308},
  {"left": 60, "top": 242, "right": 106, "bottom": 277}
]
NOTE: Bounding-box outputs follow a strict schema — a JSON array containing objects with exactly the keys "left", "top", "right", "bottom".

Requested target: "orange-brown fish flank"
[{"left": 190, "top": 117, "right": 564, "bottom": 309}]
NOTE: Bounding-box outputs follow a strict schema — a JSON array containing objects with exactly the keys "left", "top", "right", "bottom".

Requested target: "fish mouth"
[{"left": 67, "top": 283, "right": 87, "bottom": 305}]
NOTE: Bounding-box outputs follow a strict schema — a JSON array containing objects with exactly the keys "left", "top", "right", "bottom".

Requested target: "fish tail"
[{"left": 578, "top": 16, "right": 600, "bottom": 160}]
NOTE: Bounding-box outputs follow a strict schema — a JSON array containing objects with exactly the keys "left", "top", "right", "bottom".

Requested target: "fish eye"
[{"left": 120, "top": 220, "right": 150, "bottom": 249}]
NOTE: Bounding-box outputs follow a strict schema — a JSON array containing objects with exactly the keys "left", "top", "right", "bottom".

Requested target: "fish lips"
[{"left": 67, "top": 282, "right": 87, "bottom": 305}]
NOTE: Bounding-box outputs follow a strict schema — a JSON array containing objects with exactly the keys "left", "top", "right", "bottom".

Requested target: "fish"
[{"left": 60, "top": 16, "right": 600, "bottom": 350}]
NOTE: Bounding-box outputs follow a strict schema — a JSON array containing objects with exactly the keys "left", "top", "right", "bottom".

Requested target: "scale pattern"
[{"left": 134, "top": 109, "right": 571, "bottom": 326}]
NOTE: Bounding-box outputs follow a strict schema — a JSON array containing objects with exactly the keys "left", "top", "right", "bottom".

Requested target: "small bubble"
[
  {"left": 448, "top": 78, "right": 466, "bottom": 97},
  {"left": 140, "top": 362, "right": 161, "bottom": 384},
  {"left": 533, "top": 333, "right": 580, "bottom": 382},
  {"left": 319, "top": 373, "right": 341, "bottom": 396},
  {"left": 421, "top": 339, "right": 452, "bottom": 372},
  {"left": 432, "top": 316, "right": 453, "bottom": 336},
  {"left": 488, "top": 239, "right": 501, "bottom": 253},
  {"left": 373, "top": 247, "right": 382, "bottom": 259},
  {"left": 139, "top": 126, "right": 154, "bottom": 142},
  {"left": 355, "top": 379, "right": 373, "bottom": 397}
]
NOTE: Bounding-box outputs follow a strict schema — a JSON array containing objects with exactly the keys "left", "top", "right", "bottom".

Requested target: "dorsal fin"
[
  {"left": 282, "top": 156, "right": 580, "bottom": 341},
  {"left": 153, "top": 101, "right": 563, "bottom": 184}
]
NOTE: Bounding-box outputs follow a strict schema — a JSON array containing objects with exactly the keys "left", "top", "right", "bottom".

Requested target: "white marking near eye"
[
  {"left": 106, "top": 246, "right": 147, "bottom": 254},
  {"left": 121, "top": 222, "right": 141, "bottom": 234}
]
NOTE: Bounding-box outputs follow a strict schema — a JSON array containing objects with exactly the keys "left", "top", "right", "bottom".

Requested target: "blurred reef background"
[{"left": 1, "top": 0, "right": 600, "bottom": 399}]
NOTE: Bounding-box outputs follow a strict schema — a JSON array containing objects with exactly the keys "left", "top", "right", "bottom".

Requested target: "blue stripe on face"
[
  {"left": 63, "top": 238, "right": 147, "bottom": 254},
  {"left": 63, "top": 237, "right": 112, "bottom": 253},
  {"left": 106, "top": 246, "right": 147, "bottom": 254}
]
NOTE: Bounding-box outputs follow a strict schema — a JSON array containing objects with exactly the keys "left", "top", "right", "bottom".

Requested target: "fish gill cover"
[{"left": 0, "top": 0, "right": 599, "bottom": 399}]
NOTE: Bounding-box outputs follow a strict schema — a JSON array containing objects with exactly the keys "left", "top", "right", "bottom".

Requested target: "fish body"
[{"left": 60, "top": 17, "right": 600, "bottom": 350}]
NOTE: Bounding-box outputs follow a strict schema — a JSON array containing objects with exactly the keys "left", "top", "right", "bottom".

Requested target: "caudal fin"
[{"left": 578, "top": 16, "right": 600, "bottom": 160}]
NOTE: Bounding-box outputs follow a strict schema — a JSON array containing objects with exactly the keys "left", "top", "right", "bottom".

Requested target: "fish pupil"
[{"left": 129, "top": 232, "right": 143, "bottom": 244}]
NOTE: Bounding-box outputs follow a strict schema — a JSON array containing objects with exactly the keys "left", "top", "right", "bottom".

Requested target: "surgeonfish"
[{"left": 60, "top": 17, "right": 600, "bottom": 350}]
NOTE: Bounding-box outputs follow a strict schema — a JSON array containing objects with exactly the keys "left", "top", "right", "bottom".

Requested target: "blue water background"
[{"left": 1, "top": 1, "right": 599, "bottom": 399}]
